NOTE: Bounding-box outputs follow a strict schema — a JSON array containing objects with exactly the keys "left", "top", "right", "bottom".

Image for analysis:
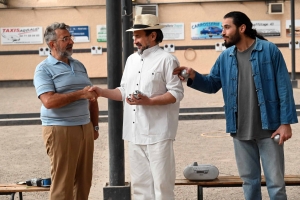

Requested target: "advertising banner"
[
  {"left": 252, "top": 20, "right": 281, "bottom": 37},
  {"left": 69, "top": 26, "right": 90, "bottom": 43},
  {"left": 191, "top": 22, "right": 222, "bottom": 40},
  {"left": 161, "top": 23, "right": 184, "bottom": 40},
  {"left": 97, "top": 25, "right": 107, "bottom": 42},
  {"left": 1, "top": 27, "right": 43, "bottom": 45}
]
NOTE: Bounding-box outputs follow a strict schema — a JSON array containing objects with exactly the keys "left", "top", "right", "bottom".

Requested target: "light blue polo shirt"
[{"left": 33, "top": 55, "right": 92, "bottom": 126}]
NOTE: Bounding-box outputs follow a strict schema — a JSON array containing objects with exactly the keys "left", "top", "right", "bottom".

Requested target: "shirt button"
[
  {"left": 133, "top": 109, "right": 135, "bottom": 111},
  {"left": 133, "top": 122, "right": 135, "bottom": 124},
  {"left": 141, "top": 59, "right": 143, "bottom": 61},
  {"left": 137, "top": 83, "right": 138, "bottom": 86},
  {"left": 138, "top": 71, "right": 140, "bottom": 73}
]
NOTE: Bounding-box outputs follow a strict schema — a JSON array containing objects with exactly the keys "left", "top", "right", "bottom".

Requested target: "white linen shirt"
[{"left": 117, "top": 45, "right": 184, "bottom": 145}]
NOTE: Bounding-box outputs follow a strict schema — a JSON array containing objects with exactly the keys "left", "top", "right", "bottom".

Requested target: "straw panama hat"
[{"left": 126, "top": 14, "right": 165, "bottom": 32}]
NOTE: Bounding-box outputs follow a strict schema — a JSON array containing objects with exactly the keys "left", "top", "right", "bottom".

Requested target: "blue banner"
[
  {"left": 191, "top": 22, "right": 223, "bottom": 40},
  {"left": 69, "top": 26, "right": 90, "bottom": 43}
]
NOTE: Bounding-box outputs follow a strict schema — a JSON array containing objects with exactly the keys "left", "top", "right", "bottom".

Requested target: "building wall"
[{"left": 0, "top": 0, "right": 299, "bottom": 81}]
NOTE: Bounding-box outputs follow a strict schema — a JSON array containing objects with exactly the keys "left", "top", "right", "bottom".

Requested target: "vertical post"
[
  {"left": 104, "top": 1, "right": 131, "bottom": 199},
  {"left": 106, "top": 0, "right": 124, "bottom": 186},
  {"left": 290, "top": 0, "right": 298, "bottom": 88},
  {"left": 122, "top": 0, "right": 134, "bottom": 67}
]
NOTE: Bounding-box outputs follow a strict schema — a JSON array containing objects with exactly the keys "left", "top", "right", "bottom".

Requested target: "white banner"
[
  {"left": 1, "top": 27, "right": 43, "bottom": 45},
  {"left": 97, "top": 25, "right": 107, "bottom": 42},
  {"left": 252, "top": 20, "right": 281, "bottom": 37},
  {"left": 161, "top": 23, "right": 184, "bottom": 40}
]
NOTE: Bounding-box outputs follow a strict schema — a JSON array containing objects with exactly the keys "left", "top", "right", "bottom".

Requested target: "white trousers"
[{"left": 128, "top": 140, "right": 175, "bottom": 200}]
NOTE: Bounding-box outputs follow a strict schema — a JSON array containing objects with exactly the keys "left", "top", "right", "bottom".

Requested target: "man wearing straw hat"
[{"left": 90, "top": 14, "right": 184, "bottom": 199}]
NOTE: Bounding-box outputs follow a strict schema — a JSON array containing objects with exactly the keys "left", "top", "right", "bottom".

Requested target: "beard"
[
  {"left": 136, "top": 43, "right": 150, "bottom": 55},
  {"left": 224, "top": 29, "right": 241, "bottom": 48},
  {"left": 57, "top": 45, "right": 73, "bottom": 57}
]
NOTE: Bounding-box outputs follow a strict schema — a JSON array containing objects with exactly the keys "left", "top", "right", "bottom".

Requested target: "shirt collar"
[
  {"left": 46, "top": 54, "right": 74, "bottom": 65},
  {"left": 229, "top": 37, "right": 263, "bottom": 56},
  {"left": 139, "top": 45, "right": 160, "bottom": 58},
  {"left": 252, "top": 37, "right": 263, "bottom": 52}
]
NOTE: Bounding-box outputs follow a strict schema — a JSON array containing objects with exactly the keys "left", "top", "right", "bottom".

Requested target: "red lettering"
[{"left": 3, "top": 28, "right": 19, "bottom": 32}]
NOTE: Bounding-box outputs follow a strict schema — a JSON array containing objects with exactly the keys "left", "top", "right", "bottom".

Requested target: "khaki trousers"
[
  {"left": 43, "top": 122, "right": 94, "bottom": 200},
  {"left": 129, "top": 140, "right": 176, "bottom": 200}
]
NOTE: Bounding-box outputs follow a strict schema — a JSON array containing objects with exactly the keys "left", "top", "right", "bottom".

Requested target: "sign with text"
[
  {"left": 161, "top": 23, "right": 184, "bottom": 40},
  {"left": 69, "top": 26, "right": 90, "bottom": 43},
  {"left": 191, "top": 22, "right": 222, "bottom": 40},
  {"left": 1, "top": 27, "right": 43, "bottom": 45},
  {"left": 97, "top": 25, "right": 107, "bottom": 42},
  {"left": 252, "top": 20, "right": 281, "bottom": 37}
]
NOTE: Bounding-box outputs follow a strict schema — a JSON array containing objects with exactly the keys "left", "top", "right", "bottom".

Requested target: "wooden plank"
[
  {"left": 175, "top": 175, "right": 300, "bottom": 187},
  {"left": 0, "top": 184, "right": 49, "bottom": 192},
  {"left": 175, "top": 176, "right": 243, "bottom": 187}
]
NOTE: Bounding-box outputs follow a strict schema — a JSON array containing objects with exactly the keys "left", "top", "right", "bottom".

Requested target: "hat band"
[
  {"left": 132, "top": 24, "right": 150, "bottom": 29},
  {"left": 132, "top": 24, "right": 160, "bottom": 29}
]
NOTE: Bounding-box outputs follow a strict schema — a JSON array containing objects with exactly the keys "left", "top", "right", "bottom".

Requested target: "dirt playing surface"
[{"left": 1, "top": 84, "right": 299, "bottom": 200}]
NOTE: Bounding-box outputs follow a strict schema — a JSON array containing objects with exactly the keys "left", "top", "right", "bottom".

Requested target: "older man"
[{"left": 33, "top": 22, "right": 99, "bottom": 200}]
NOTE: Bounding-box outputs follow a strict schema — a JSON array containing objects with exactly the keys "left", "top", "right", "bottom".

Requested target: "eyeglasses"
[{"left": 55, "top": 35, "right": 74, "bottom": 42}]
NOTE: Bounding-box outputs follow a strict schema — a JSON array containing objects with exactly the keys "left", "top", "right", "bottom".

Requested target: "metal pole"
[
  {"left": 122, "top": 0, "right": 134, "bottom": 66},
  {"left": 106, "top": 0, "right": 124, "bottom": 186},
  {"left": 290, "top": 0, "right": 296, "bottom": 81}
]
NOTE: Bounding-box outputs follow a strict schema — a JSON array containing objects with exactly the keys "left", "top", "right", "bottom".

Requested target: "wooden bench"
[
  {"left": 175, "top": 175, "right": 300, "bottom": 200},
  {"left": 1, "top": 175, "right": 299, "bottom": 200},
  {"left": 0, "top": 184, "right": 49, "bottom": 200}
]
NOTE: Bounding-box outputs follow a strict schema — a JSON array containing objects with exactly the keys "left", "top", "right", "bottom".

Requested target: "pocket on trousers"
[{"left": 42, "top": 126, "right": 54, "bottom": 157}]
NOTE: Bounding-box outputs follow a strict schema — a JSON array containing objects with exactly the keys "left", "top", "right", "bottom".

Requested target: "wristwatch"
[{"left": 94, "top": 126, "right": 99, "bottom": 131}]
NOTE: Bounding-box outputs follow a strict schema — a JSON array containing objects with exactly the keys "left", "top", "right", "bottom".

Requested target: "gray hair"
[{"left": 44, "top": 22, "right": 70, "bottom": 46}]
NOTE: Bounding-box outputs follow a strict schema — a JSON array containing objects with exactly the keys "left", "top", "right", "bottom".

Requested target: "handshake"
[
  {"left": 86, "top": 86, "right": 149, "bottom": 105},
  {"left": 82, "top": 85, "right": 98, "bottom": 101}
]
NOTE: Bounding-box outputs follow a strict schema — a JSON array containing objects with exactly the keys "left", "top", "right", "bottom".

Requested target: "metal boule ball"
[
  {"left": 181, "top": 69, "right": 189, "bottom": 79},
  {"left": 273, "top": 135, "right": 280, "bottom": 143}
]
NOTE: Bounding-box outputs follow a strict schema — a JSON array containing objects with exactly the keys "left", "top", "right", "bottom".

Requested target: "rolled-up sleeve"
[
  {"left": 117, "top": 59, "right": 130, "bottom": 101},
  {"left": 117, "top": 86, "right": 126, "bottom": 101},
  {"left": 165, "top": 56, "right": 184, "bottom": 103}
]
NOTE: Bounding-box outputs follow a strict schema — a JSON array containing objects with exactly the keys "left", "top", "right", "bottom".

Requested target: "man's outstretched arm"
[{"left": 89, "top": 86, "right": 122, "bottom": 101}]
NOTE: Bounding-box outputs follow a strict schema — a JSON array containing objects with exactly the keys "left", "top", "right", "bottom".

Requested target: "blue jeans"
[{"left": 233, "top": 137, "right": 287, "bottom": 200}]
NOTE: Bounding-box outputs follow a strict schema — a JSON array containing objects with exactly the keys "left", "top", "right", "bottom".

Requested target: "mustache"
[
  {"left": 222, "top": 34, "right": 228, "bottom": 38},
  {"left": 66, "top": 45, "right": 73, "bottom": 48}
]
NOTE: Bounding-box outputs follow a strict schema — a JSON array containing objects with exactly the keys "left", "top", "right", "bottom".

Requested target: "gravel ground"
[{"left": 0, "top": 84, "right": 299, "bottom": 200}]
